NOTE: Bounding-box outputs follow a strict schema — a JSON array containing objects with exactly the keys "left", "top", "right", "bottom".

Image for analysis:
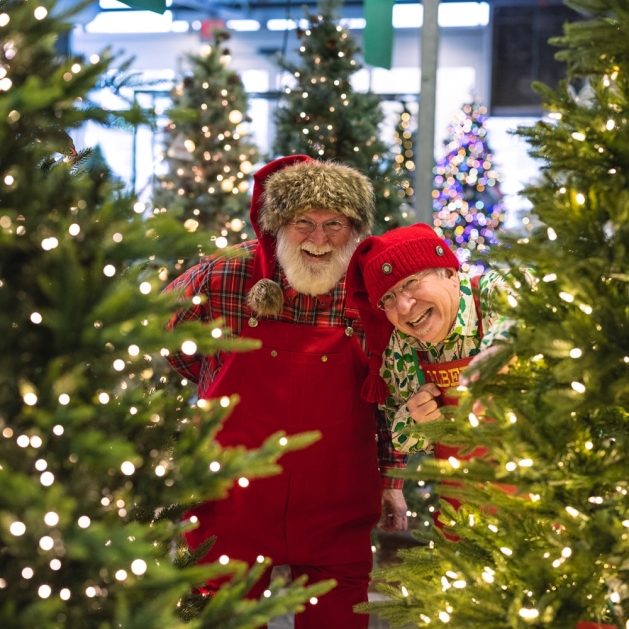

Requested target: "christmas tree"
[
  {"left": 363, "top": 0, "right": 629, "bottom": 627},
  {"left": 153, "top": 31, "right": 259, "bottom": 247},
  {"left": 432, "top": 100, "right": 506, "bottom": 273},
  {"left": 391, "top": 103, "right": 419, "bottom": 222},
  {"left": 0, "top": 2, "right": 328, "bottom": 627},
  {"left": 273, "top": 0, "right": 408, "bottom": 234}
]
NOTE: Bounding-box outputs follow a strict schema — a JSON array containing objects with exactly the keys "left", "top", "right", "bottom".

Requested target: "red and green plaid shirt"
[{"left": 166, "top": 240, "right": 406, "bottom": 489}]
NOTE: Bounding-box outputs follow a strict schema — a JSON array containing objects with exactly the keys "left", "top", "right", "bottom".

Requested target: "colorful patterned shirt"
[
  {"left": 166, "top": 240, "right": 407, "bottom": 489},
  {"left": 379, "top": 271, "right": 512, "bottom": 454}
]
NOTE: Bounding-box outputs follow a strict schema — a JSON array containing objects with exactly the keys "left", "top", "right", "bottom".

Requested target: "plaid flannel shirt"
[{"left": 166, "top": 240, "right": 407, "bottom": 489}]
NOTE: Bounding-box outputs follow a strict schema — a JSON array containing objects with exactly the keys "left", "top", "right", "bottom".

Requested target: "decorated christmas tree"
[
  {"left": 363, "top": 1, "right": 629, "bottom": 627},
  {"left": 391, "top": 103, "right": 418, "bottom": 221},
  {"left": 432, "top": 100, "right": 506, "bottom": 272},
  {"left": 273, "top": 0, "right": 408, "bottom": 233},
  {"left": 153, "top": 31, "right": 259, "bottom": 247},
  {"left": 0, "top": 2, "right": 328, "bottom": 627}
]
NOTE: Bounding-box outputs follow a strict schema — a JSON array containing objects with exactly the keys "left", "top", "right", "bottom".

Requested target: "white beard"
[{"left": 276, "top": 227, "right": 359, "bottom": 296}]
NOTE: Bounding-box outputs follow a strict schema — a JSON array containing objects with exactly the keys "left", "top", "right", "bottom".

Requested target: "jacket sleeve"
[
  {"left": 376, "top": 408, "right": 408, "bottom": 490},
  {"left": 164, "top": 259, "right": 214, "bottom": 383}
]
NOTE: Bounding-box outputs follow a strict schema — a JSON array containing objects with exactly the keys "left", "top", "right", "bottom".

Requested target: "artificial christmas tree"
[
  {"left": 273, "top": 0, "right": 408, "bottom": 233},
  {"left": 432, "top": 100, "right": 506, "bottom": 272},
  {"left": 153, "top": 31, "right": 259, "bottom": 246},
  {"left": 0, "top": 2, "right": 328, "bottom": 627},
  {"left": 363, "top": 0, "right": 629, "bottom": 627}
]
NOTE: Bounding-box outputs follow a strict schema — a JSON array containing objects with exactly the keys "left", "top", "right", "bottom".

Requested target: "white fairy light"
[
  {"left": 507, "top": 412, "right": 517, "bottom": 423},
  {"left": 128, "top": 345, "right": 140, "bottom": 357},
  {"left": 40, "top": 471, "right": 55, "bottom": 486},
  {"left": 579, "top": 304, "right": 593, "bottom": 314},
  {"left": 16, "top": 435, "right": 29, "bottom": 448},
  {"left": 488, "top": 525, "right": 498, "bottom": 533},
  {"left": 35, "top": 459, "right": 47, "bottom": 471},
  {"left": 543, "top": 273, "right": 557, "bottom": 282},
  {"left": 23, "top": 392, "right": 37, "bottom": 406},
  {"left": 310, "top": 596, "right": 318, "bottom": 604},
  {"left": 448, "top": 456, "right": 460, "bottom": 469},
  {"left": 113, "top": 232, "right": 123, "bottom": 243},
  {"left": 401, "top": 586, "right": 409, "bottom": 597},
  {"left": 500, "top": 547, "right": 513, "bottom": 556},
  {"left": 209, "top": 461, "right": 221, "bottom": 472},
  {"left": 559, "top": 292, "right": 574, "bottom": 303},
  {"left": 453, "top": 580, "right": 466, "bottom": 588},
  {"left": 155, "top": 465, "right": 165, "bottom": 476},
  {"left": 519, "top": 609, "right": 539, "bottom": 619},
  {"left": 68, "top": 223, "right": 80, "bottom": 236},
  {"left": 438, "top": 611, "right": 450, "bottom": 623},
  {"left": 98, "top": 392, "right": 110, "bottom": 404},
  {"left": 220, "top": 396, "right": 230, "bottom": 408},
  {"left": 192, "top": 295, "right": 202, "bottom": 305},
  {"left": 103, "top": 265, "right": 116, "bottom": 277},
  {"left": 264, "top": 590, "right": 271, "bottom": 598},
  {"left": 505, "top": 462, "right": 517, "bottom": 471},
  {"left": 115, "top": 570, "right": 128, "bottom": 581},
  {"left": 34, "top": 7, "right": 48, "bottom": 20},
  {"left": 121, "top": 461, "right": 135, "bottom": 476},
  {"left": 482, "top": 572, "right": 494, "bottom": 583},
  {"left": 571, "top": 382, "right": 586, "bottom": 393},
  {"left": 53, "top": 425, "right": 64, "bottom": 435},
  {"left": 131, "top": 559, "right": 147, "bottom": 575},
  {"left": 571, "top": 132, "right": 585, "bottom": 141},
  {"left": 39, "top": 536, "right": 54, "bottom": 550},
  {"left": 547, "top": 227, "right": 557, "bottom": 241},
  {"left": 129, "top": 407, "right": 138, "bottom": 415},
  {"left": 30, "top": 435, "right": 42, "bottom": 448},
  {"left": 10, "top": 521, "right": 26, "bottom": 536},
  {"left": 468, "top": 412, "right": 479, "bottom": 427},
  {"left": 610, "top": 592, "right": 621, "bottom": 604},
  {"left": 90, "top": 54, "right": 100, "bottom": 64},
  {"left": 238, "top": 477, "right": 249, "bottom": 487},
  {"left": 257, "top": 555, "right": 265, "bottom": 563},
  {"left": 197, "top": 399, "right": 207, "bottom": 408},
  {"left": 507, "top": 295, "right": 518, "bottom": 308},
  {"left": 561, "top": 547, "right": 572, "bottom": 557},
  {"left": 133, "top": 202, "right": 145, "bottom": 214},
  {"left": 60, "top": 588, "right": 71, "bottom": 600},
  {"left": 215, "top": 237, "right": 228, "bottom": 249},
  {"left": 139, "top": 282, "right": 151, "bottom": 294},
  {"left": 566, "top": 506, "right": 579, "bottom": 517},
  {"left": 585, "top": 441, "right": 593, "bottom": 450},
  {"left": 50, "top": 559, "right": 61, "bottom": 570},
  {"left": 85, "top": 586, "right": 96, "bottom": 597},
  {"left": 58, "top": 393, "right": 70, "bottom": 405},
  {"left": 570, "top": 348, "right": 582, "bottom": 358},
  {"left": 279, "top": 437, "right": 288, "bottom": 446},
  {"left": 113, "top": 359, "right": 125, "bottom": 371},
  {"left": 519, "top": 459, "right": 533, "bottom": 467},
  {"left": 22, "top": 567, "right": 34, "bottom": 579},
  {"left": 181, "top": 340, "right": 197, "bottom": 355},
  {"left": 606, "top": 119, "right": 615, "bottom": 130},
  {"left": 219, "top": 555, "right": 229, "bottom": 565},
  {"left": 78, "top": 516, "right": 91, "bottom": 528},
  {"left": 160, "top": 348, "right": 169, "bottom": 356},
  {"left": 0, "top": 13, "right": 9, "bottom": 27},
  {"left": 211, "top": 328, "right": 222, "bottom": 338},
  {"left": 576, "top": 193, "right": 586, "bottom": 205},
  {"left": 30, "top": 312, "right": 43, "bottom": 324},
  {"left": 44, "top": 512, "right": 59, "bottom": 526}
]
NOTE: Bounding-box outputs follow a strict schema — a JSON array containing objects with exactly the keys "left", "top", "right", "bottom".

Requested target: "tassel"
[{"left": 361, "top": 355, "right": 388, "bottom": 404}]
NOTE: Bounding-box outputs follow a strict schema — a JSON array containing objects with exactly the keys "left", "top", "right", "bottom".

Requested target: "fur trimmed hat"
[
  {"left": 346, "top": 223, "right": 459, "bottom": 404},
  {"left": 246, "top": 156, "right": 375, "bottom": 318},
  {"left": 259, "top": 159, "right": 375, "bottom": 238}
]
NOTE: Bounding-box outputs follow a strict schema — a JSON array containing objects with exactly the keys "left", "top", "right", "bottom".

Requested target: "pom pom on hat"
[{"left": 346, "top": 223, "right": 459, "bottom": 404}]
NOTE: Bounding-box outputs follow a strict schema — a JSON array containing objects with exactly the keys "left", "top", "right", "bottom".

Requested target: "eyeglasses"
[
  {"left": 290, "top": 217, "right": 350, "bottom": 236},
  {"left": 377, "top": 271, "right": 431, "bottom": 312}
]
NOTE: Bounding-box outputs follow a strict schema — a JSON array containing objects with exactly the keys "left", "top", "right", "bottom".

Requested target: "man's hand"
[
  {"left": 380, "top": 488, "right": 408, "bottom": 532},
  {"left": 407, "top": 383, "right": 442, "bottom": 423}
]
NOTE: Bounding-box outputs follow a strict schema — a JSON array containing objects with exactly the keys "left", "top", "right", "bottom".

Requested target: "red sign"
[{"left": 201, "top": 19, "right": 226, "bottom": 41}]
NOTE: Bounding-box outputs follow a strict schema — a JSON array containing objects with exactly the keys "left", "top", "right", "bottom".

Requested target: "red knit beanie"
[{"left": 346, "top": 223, "right": 459, "bottom": 404}]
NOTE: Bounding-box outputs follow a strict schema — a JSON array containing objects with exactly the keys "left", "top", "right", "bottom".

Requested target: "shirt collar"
[{"left": 396, "top": 272, "right": 478, "bottom": 350}]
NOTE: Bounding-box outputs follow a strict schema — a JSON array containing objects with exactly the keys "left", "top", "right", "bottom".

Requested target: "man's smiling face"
[{"left": 383, "top": 268, "right": 460, "bottom": 344}]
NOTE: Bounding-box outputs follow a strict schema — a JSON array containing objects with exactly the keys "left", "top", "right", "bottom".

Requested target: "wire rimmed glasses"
[{"left": 290, "top": 217, "right": 350, "bottom": 236}]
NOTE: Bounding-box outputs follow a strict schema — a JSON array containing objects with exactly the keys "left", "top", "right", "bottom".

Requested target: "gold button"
[
  {"left": 271, "top": 350, "right": 277, "bottom": 357},
  {"left": 321, "top": 355, "right": 328, "bottom": 362}
]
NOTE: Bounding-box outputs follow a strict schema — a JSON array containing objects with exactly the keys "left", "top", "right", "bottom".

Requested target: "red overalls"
[{"left": 185, "top": 297, "right": 382, "bottom": 628}]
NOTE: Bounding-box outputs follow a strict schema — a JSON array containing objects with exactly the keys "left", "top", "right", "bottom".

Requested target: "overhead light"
[
  {"left": 99, "top": 0, "right": 130, "bottom": 8},
  {"left": 339, "top": 18, "right": 366, "bottom": 30},
  {"left": 267, "top": 18, "right": 309, "bottom": 31},
  {"left": 226, "top": 19, "right": 261, "bottom": 31},
  {"left": 392, "top": 3, "right": 490, "bottom": 29},
  {"left": 86, "top": 10, "right": 176, "bottom": 33},
  {"left": 171, "top": 20, "right": 189, "bottom": 32}
]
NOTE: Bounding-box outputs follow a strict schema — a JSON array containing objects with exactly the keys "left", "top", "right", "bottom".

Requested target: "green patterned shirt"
[{"left": 379, "top": 271, "right": 511, "bottom": 454}]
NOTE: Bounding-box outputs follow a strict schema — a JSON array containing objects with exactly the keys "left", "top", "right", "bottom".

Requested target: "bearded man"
[{"left": 165, "top": 156, "right": 407, "bottom": 629}]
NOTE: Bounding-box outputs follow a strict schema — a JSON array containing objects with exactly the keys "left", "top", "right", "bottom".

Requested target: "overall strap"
[{"left": 470, "top": 274, "right": 484, "bottom": 340}]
